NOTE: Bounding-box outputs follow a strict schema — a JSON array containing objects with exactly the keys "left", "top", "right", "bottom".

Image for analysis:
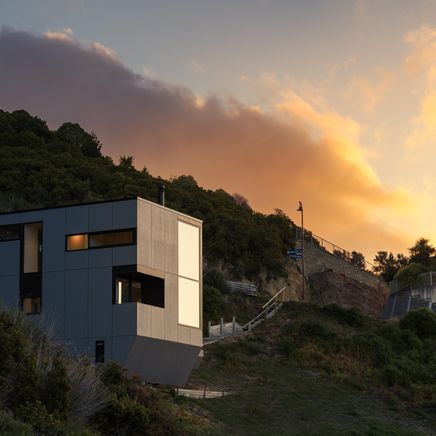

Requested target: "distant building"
[
  {"left": 0, "top": 197, "right": 202, "bottom": 386},
  {"left": 384, "top": 271, "right": 436, "bottom": 318}
]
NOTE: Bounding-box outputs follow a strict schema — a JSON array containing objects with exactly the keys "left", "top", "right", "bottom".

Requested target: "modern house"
[{"left": 0, "top": 196, "right": 202, "bottom": 386}]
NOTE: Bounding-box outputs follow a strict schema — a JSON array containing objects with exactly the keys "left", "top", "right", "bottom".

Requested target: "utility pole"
[{"left": 297, "top": 201, "right": 305, "bottom": 300}]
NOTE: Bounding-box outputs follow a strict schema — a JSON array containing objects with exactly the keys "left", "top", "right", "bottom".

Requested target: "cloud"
[
  {"left": 343, "top": 72, "right": 394, "bottom": 114},
  {"left": 403, "top": 25, "right": 436, "bottom": 151},
  {"left": 44, "top": 27, "right": 74, "bottom": 42},
  {"left": 0, "top": 28, "right": 412, "bottom": 258}
]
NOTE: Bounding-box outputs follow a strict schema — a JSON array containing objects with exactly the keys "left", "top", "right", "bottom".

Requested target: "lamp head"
[{"left": 297, "top": 201, "right": 303, "bottom": 212}]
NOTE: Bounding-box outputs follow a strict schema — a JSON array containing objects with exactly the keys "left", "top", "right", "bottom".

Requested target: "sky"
[{"left": 1, "top": 0, "right": 436, "bottom": 261}]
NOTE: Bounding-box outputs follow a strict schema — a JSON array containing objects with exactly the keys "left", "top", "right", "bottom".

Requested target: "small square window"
[{"left": 67, "top": 234, "right": 88, "bottom": 251}]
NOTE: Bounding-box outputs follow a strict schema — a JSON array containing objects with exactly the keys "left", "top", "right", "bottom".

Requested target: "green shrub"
[
  {"left": 0, "top": 410, "right": 32, "bottom": 435},
  {"left": 323, "top": 304, "right": 365, "bottom": 327},
  {"left": 279, "top": 337, "right": 298, "bottom": 357},
  {"left": 204, "top": 270, "right": 228, "bottom": 292},
  {"left": 378, "top": 324, "right": 422, "bottom": 353},
  {"left": 42, "top": 357, "right": 71, "bottom": 418},
  {"left": 399, "top": 309, "right": 436, "bottom": 339},
  {"left": 394, "top": 262, "right": 427, "bottom": 288},
  {"left": 203, "top": 284, "right": 225, "bottom": 325},
  {"left": 298, "top": 321, "right": 336, "bottom": 341},
  {"left": 15, "top": 401, "right": 63, "bottom": 434}
]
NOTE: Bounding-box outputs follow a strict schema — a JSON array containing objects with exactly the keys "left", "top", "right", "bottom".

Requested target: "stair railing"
[{"left": 243, "top": 286, "right": 286, "bottom": 332}]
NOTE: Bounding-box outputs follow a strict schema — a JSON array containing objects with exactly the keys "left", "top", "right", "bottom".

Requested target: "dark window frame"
[
  {"left": 65, "top": 228, "right": 136, "bottom": 252},
  {"left": 95, "top": 340, "right": 105, "bottom": 363},
  {"left": 0, "top": 224, "right": 21, "bottom": 242},
  {"left": 112, "top": 265, "right": 165, "bottom": 308}
]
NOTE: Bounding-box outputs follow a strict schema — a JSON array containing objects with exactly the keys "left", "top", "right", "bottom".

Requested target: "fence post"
[
  {"left": 232, "top": 316, "right": 236, "bottom": 333},
  {"left": 203, "top": 384, "right": 206, "bottom": 399},
  {"left": 220, "top": 318, "right": 224, "bottom": 336}
]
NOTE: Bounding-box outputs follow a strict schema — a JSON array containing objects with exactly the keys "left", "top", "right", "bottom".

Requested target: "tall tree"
[{"left": 409, "top": 238, "right": 435, "bottom": 267}]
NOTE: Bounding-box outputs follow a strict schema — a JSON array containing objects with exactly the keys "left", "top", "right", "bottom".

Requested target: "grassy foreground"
[{"left": 188, "top": 303, "right": 436, "bottom": 435}]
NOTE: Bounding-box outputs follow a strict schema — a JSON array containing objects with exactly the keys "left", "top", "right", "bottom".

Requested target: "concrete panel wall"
[
  {"left": 137, "top": 198, "right": 203, "bottom": 348},
  {"left": 137, "top": 200, "right": 152, "bottom": 267},
  {"left": 151, "top": 206, "right": 165, "bottom": 270},
  {"left": 164, "top": 273, "right": 178, "bottom": 342},
  {"left": 164, "top": 211, "right": 177, "bottom": 275},
  {"left": 0, "top": 241, "right": 20, "bottom": 276}
]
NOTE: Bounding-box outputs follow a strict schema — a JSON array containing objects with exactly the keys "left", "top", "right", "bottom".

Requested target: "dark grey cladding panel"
[
  {"left": 124, "top": 336, "right": 202, "bottom": 386},
  {"left": 113, "top": 245, "right": 136, "bottom": 266},
  {"left": 112, "top": 303, "right": 137, "bottom": 337},
  {"left": 0, "top": 241, "right": 20, "bottom": 276},
  {"left": 112, "top": 335, "right": 136, "bottom": 362},
  {"left": 21, "top": 210, "right": 43, "bottom": 223},
  {"left": 66, "top": 205, "right": 89, "bottom": 234},
  {"left": 113, "top": 199, "right": 137, "bottom": 229},
  {"left": 0, "top": 213, "right": 20, "bottom": 226},
  {"left": 65, "top": 338, "right": 90, "bottom": 358},
  {"left": 42, "top": 271, "right": 65, "bottom": 339},
  {"left": 89, "top": 248, "right": 113, "bottom": 268},
  {"left": 89, "top": 202, "right": 113, "bottom": 232},
  {"left": 65, "top": 251, "right": 89, "bottom": 270},
  {"left": 88, "top": 267, "right": 112, "bottom": 338},
  {"left": 65, "top": 269, "right": 88, "bottom": 339},
  {"left": 0, "top": 275, "right": 19, "bottom": 308},
  {"left": 42, "top": 208, "right": 66, "bottom": 272}
]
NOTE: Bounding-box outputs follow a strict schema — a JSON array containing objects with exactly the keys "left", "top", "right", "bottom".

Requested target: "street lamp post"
[{"left": 297, "top": 201, "right": 305, "bottom": 300}]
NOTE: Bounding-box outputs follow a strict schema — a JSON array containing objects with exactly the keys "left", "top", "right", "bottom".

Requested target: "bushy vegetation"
[
  {"left": 0, "top": 304, "right": 209, "bottom": 435},
  {"left": 191, "top": 303, "right": 436, "bottom": 434},
  {"left": 0, "top": 109, "right": 295, "bottom": 280},
  {"left": 275, "top": 305, "right": 436, "bottom": 411}
]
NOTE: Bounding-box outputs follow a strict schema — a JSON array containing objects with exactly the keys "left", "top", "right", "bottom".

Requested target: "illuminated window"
[
  {"left": 178, "top": 221, "right": 200, "bottom": 280},
  {"left": 66, "top": 229, "right": 135, "bottom": 251},
  {"left": 178, "top": 277, "right": 200, "bottom": 328},
  {"left": 114, "top": 273, "right": 164, "bottom": 308},
  {"left": 89, "top": 230, "right": 134, "bottom": 248},
  {"left": 67, "top": 234, "right": 88, "bottom": 251},
  {"left": 22, "top": 297, "right": 41, "bottom": 315}
]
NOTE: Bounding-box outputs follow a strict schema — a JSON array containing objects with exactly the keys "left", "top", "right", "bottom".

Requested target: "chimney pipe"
[{"left": 158, "top": 184, "right": 165, "bottom": 206}]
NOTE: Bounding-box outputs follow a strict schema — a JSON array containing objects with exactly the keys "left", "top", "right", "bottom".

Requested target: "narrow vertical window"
[{"left": 95, "top": 340, "right": 105, "bottom": 363}]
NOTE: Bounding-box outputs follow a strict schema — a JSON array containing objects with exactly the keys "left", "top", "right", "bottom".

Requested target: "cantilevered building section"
[{"left": 0, "top": 197, "right": 202, "bottom": 386}]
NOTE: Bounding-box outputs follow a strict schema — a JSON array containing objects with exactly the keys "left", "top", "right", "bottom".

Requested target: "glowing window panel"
[
  {"left": 178, "top": 221, "right": 199, "bottom": 281},
  {"left": 178, "top": 277, "right": 200, "bottom": 328}
]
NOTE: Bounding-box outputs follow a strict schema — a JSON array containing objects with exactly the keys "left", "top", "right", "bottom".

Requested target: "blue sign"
[{"left": 287, "top": 249, "right": 303, "bottom": 259}]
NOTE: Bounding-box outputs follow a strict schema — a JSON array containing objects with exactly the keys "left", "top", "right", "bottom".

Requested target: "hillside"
[
  {"left": 309, "top": 270, "right": 388, "bottom": 317},
  {"left": 189, "top": 303, "right": 436, "bottom": 435}
]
